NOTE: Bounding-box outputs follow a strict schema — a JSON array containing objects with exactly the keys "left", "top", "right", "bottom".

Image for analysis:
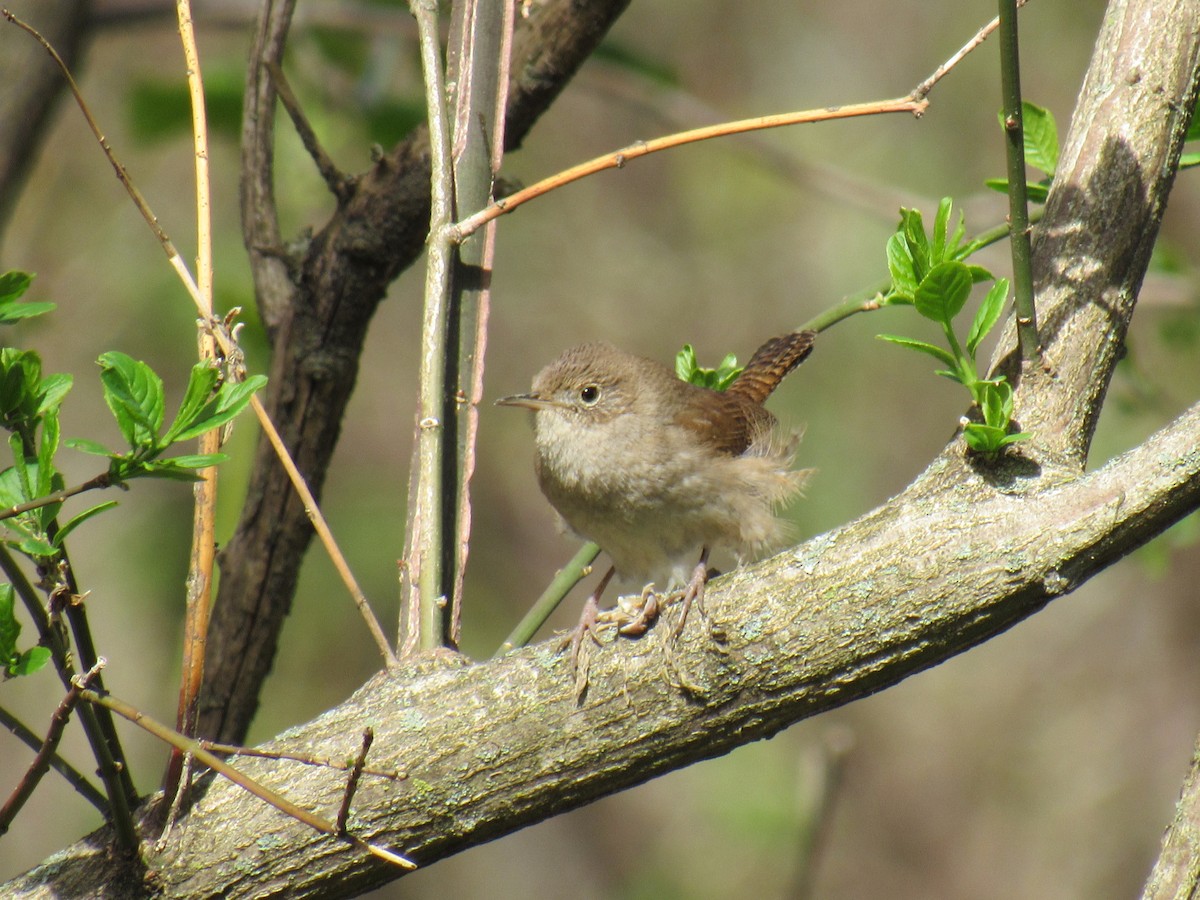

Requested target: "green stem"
[
  {"left": 410, "top": 0, "right": 457, "bottom": 651},
  {"left": 495, "top": 542, "right": 601, "bottom": 655},
  {"left": 997, "top": 0, "right": 1041, "bottom": 365}
]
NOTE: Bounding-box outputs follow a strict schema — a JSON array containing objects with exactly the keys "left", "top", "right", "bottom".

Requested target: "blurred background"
[{"left": 2, "top": 0, "right": 1199, "bottom": 897}]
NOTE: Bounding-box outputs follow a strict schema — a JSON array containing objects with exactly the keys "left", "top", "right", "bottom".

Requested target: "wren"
[{"left": 497, "top": 330, "right": 816, "bottom": 654}]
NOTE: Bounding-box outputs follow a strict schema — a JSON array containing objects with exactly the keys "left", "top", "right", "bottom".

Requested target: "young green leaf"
[
  {"left": 901, "top": 208, "right": 930, "bottom": 283},
  {"left": 137, "top": 455, "right": 229, "bottom": 481},
  {"left": 967, "top": 278, "right": 1011, "bottom": 358},
  {"left": 65, "top": 437, "right": 116, "bottom": 458},
  {"left": 36, "top": 409, "right": 59, "bottom": 498},
  {"left": 0, "top": 271, "right": 54, "bottom": 323},
  {"left": 97, "top": 352, "right": 166, "bottom": 450},
  {"left": 1018, "top": 101, "right": 1058, "bottom": 175},
  {"left": 0, "top": 582, "right": 17, "bottom": 662},
  {"left": 53, "top": 500, "right": 120, "bottom": 546},
  {"left": 886, "top": 232, "right": 918, "bottom": 302},
  {"left": 36, "top": 373, "right": 72, "bottom": 418},
  {"left": 10, "top": 645, "right": 51, "bottom": 676},
  {"left": 163, "top": 361, "right": 221, "bottom": 443},
  {"left": 675, "top": 344, "right": 698, "bottom": 382},
  {"left": 168, "top": 375, "right": 267, "bottom": 442},
  {"left": 0, "top": 272, "right": 32, "bottom": 304},
  {"left": 932, "top": 197, "right": 952, "bottom": 264},
  {"left": 876, "top": 334, "right": 958, "bottom": 369},
  {"left": 914, "top": 261, "right": 973, "bottom": 326}
]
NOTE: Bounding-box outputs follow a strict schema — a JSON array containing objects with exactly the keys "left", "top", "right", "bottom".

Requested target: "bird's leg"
[
  {"left": 567, "top": 565, "right": 615, "bottom": 670},
  {"left": 671, "top": 547, "right": 711, "bottom": 639}
]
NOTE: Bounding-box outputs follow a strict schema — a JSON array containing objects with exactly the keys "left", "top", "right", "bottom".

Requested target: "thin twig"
[
  {"left": 84, "top": 688, "right": 416, "bottom": 869},
  {"left": 997, "top": 0, "right": 1042, "bottom": 365},
  {"left": 336, "top": 727, "right": 373, "bottom": 833},
  {"left": 266, "top": 60, "right": 351, "bottom": 200},
  {"left": 202, "top": 739, "right": 405, "bottom": 779},
  {"left": 495, "top": 541, "right": 601, "bottom": 654},
  {"left": 0, "top": 704, "right": 106, "bottom": 811},
  {"left": 0, "top": 661, "right": 107, "bottom": 832},
  {"left": 451, "top": 96, "right": 928, "bottom": 240},
  {"left": 167, "top": 0, "right": 222, "bottom": 803},
  {"left": 452, "top": 3, "right": 1026, "bottom": 241},
  {"left": 0, "top": 472, "right": 113, "bottom": 521},
  {"left": 442, "top": 0, "right": 515, "bottom": 644},
  {"left": 911, "top": 0, "right": 1030, "bottom": 101}
]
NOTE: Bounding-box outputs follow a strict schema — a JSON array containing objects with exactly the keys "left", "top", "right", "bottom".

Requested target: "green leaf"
[
  {"left": 0, "top": 582, "right": 17, "bottom": 661},
  {"left": 1019, "top": 101, "right": 1059, "bottom": 175},
  {"left": 153, "top": 453, "right": 228, "bottom": 469},
  {"left": 674, "top": 348, "right": 741, "bottom": 391},
  {"left": 914, "top": 261, "right": 973, "bottom": 326},
  {"left": 900, "top": 208, "right": 930, "bottom": 283},
  {"left": 135, "top": 456, "right": 226, "bottom": 481},
  {"left": 168, "top": 374, "right": 267, "bottom": 442},
  {"left": 1179, "top": 152, "right": 1200, "bottom": 170},
  {"left": 0, "top": 271, "right": 54, "bottom": 323},
  {"left": 15, "top": 534, "right": 57, "bottom": 558},
  {"left": 53, "top": 501, "right": 119, "bottom": 547},
  {"left": 0, "top": 349, "right": 42, "bottom": 425},
  {"left": 36, "top": 373, "right": 72, "bottom": 418},
  {"left": 886, "top": 232, "right": 918, "bottom": 301},
  {"left": 675, "top": 344, "right": 698, "bottom": 382},
  {"left": 0, "top": 272, "right": 33, "bottom": 304},
  {"left": 932, "top": 197, "right": 952, "bottom": 264},
  {"left": 36, "top": 409, "right": 59, "bottom": 497},
  {"left": 985, "top": 177, "right": 1051, "bottom": 203},
  {"left": 977, "top": 379, "right": 1015, "bottom": 429},
  {"left": 963, "top": 423, "right": 1008, "bottom": 453},
  {"left": 163, "top": 362, "right": 221, "bottom": 443},
  {"left": 10, "top": 645, "right": 51, "bottom": 676},
  {"left": 97, "top": 352, "right": 165, "bottom": 450},
  {"left": 968, "top": 278, "right": 1011, "bottom": 357},
  {"left": 876, "top": 334, "right": 958, "bottom": 369},
  {"left": 65, "top": 437, "right": 116, "bottom": 458}
]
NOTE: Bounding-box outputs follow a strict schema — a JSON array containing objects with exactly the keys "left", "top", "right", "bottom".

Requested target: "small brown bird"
[{"left": 498, "top": 330, "right": 816, "bottom": 656}]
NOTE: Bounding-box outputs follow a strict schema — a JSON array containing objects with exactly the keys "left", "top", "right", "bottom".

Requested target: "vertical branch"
[
  {"left": 166, "top": 0, "right": 221, "bottom": 801},
  {"left": 406, "top": 0, "right": 458, "bottom": 652},
  {"left": 443, "top": 0, "right": 514, "bottom": 641},
  {"left": 998, "top": 0, "right": 1041, "bottom": 366}
]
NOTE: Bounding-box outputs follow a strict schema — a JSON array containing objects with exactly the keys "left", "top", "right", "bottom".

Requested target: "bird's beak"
[{"left": 495, "top": 392, "right": 554, "bottom": 411}]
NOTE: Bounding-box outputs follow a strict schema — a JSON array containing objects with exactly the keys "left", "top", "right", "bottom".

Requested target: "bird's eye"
[{"left": 579, "top": 384, "right": 600, "bottom": 405}]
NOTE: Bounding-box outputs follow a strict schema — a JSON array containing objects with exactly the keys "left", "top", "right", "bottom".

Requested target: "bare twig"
[
  {"left": 336, "top": 727, "right": 373, "bottom": 833},
  {"left": 0, "top": 660, "right": 106, "bottom": 833},
  {"left": 451, "top": 96, "right": 927, "bottom": 240},
  {"left": 266, "top": 60, "right": 351, "bottom": 200},
  {"left": 441, "top": 0, "right": 515, "bottom": 642},
  {"left": 166, "top": 0, "right": 222, "bottom": 803},
  {"left": 452, "top": 3, "right": 1026, "bottom": 241},
  {"left": 202, "top": 739, "right": 405, "bottom": 780},
  {"left": 84, "top": 688, "right": 416, "bottom": 869},
  {"left": 0, "top": 704, "right": 106, "bottom": 811}
]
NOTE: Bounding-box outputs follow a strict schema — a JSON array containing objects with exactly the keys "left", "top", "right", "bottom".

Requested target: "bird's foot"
[
  {"left": 600, "top": 582, "right": 660, "bottom": 636},
  {"left": 670, "top": 556, "right": 710, "bottom": 640}
]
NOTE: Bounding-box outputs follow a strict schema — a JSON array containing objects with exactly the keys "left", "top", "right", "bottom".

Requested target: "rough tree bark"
[{"left": 5, "top": 0, "right": 1200, "bottom": 897}]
